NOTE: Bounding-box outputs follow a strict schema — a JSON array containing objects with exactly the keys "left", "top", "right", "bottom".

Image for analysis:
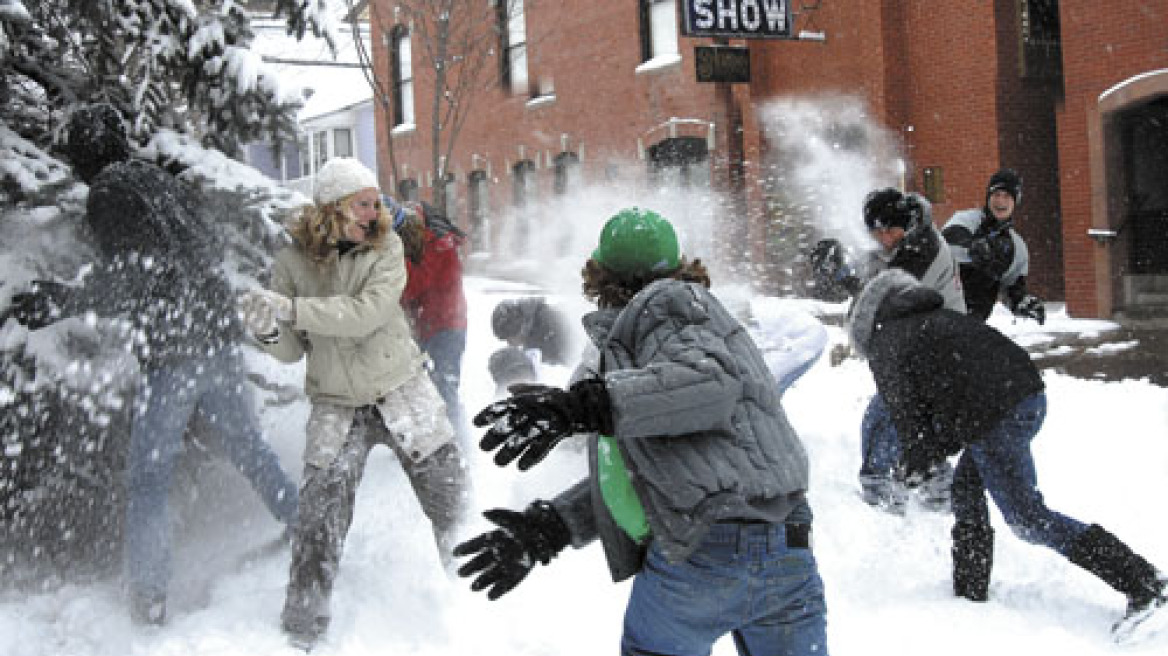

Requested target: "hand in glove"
[
  {"left": 473, "top": 379, "right": 613, "bottom": 471},
  {"left": 453, "top": 501, "right": 571, "bottom": 600},
  {"left": 967, "top": 233, "right": 1013, "bottom": 278},
  {"left": 1012, "top": 294, "right": 1046, "bottom": 325},
  {"left": 809, "top": 238, "right": 861, "bottom": 295},
  {"left": 4, "top": 280, "right": 72, "bottom": 329},
  {"left": 237, "top": 290, "right": 279, "bottom": 338},
  {"left": 810, "top": 238, "right": 845, "bottom": 281},
  {"left": 255, "top": 289, "right": 295, "bottom": 322}
]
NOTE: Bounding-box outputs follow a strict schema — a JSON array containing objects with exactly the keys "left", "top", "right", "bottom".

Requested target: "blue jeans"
[
  {"left": 951, "top": 393, "right": 1087, "bottom": 556},
  {"left": 621, "top": 516, "right": 828, "bottom": 656},
  {"left": 125, "top": 348, "right": 298, "bottom": 599},
  {"left": 858, "top": 394, "right": 900, "bottom": 497},
  {"left": 421, "top": 329, "right": 471, "bottom": 447}
]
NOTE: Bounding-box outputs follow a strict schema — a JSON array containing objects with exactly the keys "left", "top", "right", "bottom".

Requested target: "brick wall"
[
  {"left": 368, "top": 0, "right": 1168, "bottom": 317},
  {"left": 1056, "top": 0, "right": 1168, "bottom": 317}
]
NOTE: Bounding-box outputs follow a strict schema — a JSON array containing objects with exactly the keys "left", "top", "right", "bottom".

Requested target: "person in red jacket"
[{"left": 395, "top": 200, "right": 471, "bottom": 447}]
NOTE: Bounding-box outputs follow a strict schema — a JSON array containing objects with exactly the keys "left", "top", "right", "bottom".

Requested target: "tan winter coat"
[
  {"left": 259, "top": 232, "right": 444, "bottom": 466},
  {"left": 261, "top": 233, "right": 425, "bottom": 405}
]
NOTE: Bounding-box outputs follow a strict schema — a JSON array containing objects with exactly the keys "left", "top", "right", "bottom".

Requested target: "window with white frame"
[
  {"left": 648, "top": 137, "right": 709, "bottom": 189},
  {"left": 440, "top": 173, "right": 457, "bottom": 219},
  {"left": 511, "top": 159, "right": 536, "bottom": 254},
  {"left": 391, "top": 25, "right": 415, "bottom": 126},
  {"left": 398, "top": 178, "right": 420, "bottom": 202},
  {"left": 640, "top": 0, "right": 678, "bottom": 62},
  {"left": 333, "top": 128, "right": 353, "bottom": 158},
  {"left": 313, "top": 130, "right": 328, "bottom": 171},
  {"left": 468, "top": 170, "right": 490, "bottom": 252},
  {"left": 498, "top": 0, "right": 528, "bottom": 94},
  {"left": 553, "top": 152, "right": 580, "bottom": 195}
]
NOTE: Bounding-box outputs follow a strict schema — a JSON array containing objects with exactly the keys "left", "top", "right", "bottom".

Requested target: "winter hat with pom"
[{"left": 314, "top": 157, "right": 379, "bottom": 205}]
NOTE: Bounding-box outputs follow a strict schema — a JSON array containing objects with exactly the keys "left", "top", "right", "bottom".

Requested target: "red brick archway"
[{"left": 1086, "top": 69, "right": 1168, "bottom": 318}]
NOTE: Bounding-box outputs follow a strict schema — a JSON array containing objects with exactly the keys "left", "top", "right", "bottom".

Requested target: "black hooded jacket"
[
  {"left": 60, "top": 159, "right": 240, "bottom": 368},
  {"left": 848, "top": 269, "right": 1044, "bottom": 478}
]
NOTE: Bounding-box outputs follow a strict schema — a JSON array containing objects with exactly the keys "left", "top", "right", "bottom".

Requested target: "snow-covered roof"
[
  {"left": 249, "top": 18, "right": 373, "bottom": 124},
  {"left": 0, "top": 0, "right": 32, "bottom": 24}
]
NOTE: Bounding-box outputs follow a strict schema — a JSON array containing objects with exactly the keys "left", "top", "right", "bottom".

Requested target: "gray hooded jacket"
[{"left": 551, "top": 279, "right": 810, "bottom": 581}]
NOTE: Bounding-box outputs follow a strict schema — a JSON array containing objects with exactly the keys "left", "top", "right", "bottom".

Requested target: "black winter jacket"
[
  {"left": 848, "top": 269, "right": 1044, "bottom": 478},
  {"left": 57, "top": 160, "right": 240, "bottom": 368}
]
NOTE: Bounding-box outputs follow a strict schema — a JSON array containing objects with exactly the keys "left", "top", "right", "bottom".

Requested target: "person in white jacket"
[{"left": 239, "top": 158, "right": 469, "bottom": 650}]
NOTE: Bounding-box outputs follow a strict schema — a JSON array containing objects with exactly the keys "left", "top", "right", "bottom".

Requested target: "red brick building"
[{"left": 369, "top": 0, "right": 1168, "bottom": 319}]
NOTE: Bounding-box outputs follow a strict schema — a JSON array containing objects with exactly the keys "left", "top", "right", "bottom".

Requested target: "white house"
[{"left": 244, "top": 16, "right": 377, "bottom": 197}]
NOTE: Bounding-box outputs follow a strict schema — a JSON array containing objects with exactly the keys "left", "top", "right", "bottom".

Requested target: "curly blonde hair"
[
  {"left": 287, "top": 193, "right": 391, "bottom": 265},
  {"left": 581, "top": 257, "right": 711, "bottom": 309}
]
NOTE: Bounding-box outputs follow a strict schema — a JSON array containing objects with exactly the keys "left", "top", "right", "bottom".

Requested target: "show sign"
[{"left": 681, "top": 0, "right": 792, "bottom": 39}]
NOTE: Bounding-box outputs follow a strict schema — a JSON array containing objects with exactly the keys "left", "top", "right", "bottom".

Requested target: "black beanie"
[
  {"left": 491, "top": 300, "right": 524, "bottom": 341},
  {"left": 986, "top": 168, "right": 1022, "bottom": 205},
  {"left": 863, "top": 188, "right": 925, "bottom": 231}
]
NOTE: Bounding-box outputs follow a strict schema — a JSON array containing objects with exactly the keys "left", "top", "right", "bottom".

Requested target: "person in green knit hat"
[{"left": 456, "top": 207, "right": 830, "bottom": 656}]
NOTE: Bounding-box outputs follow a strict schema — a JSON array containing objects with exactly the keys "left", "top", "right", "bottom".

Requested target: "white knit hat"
[{"left": 313, "top": 157, "right": 380, "bottom": 205}]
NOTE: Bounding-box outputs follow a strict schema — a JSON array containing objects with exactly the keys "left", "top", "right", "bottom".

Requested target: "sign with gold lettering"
[{"left": 694, "top": 46, "right": 751, "bottom": 83}]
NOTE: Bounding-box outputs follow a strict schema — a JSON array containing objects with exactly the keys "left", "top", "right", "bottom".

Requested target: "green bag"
[{"left": 597, "top": 434, "right": 650, "bottom": 543}]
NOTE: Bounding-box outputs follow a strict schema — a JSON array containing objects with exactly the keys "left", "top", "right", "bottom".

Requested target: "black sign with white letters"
[{"left": 681, "top": 0, "right": 792, "bottom": 39}]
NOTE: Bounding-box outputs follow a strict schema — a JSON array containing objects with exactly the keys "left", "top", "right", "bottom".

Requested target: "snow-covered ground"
[{"left": 0, "top": 276, "right": 1165, "bottom": 656}]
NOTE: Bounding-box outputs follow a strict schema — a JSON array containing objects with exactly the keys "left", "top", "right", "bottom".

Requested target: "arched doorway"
[{"left": 1093, "top": 72, "right": 1168, "bottom": 318}]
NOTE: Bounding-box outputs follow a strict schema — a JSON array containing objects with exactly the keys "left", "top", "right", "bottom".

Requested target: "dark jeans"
[
  {"left": 126, "top": 348, "right": 298, "bottom": 602},
  {"left": 621, "top": 515, "right": 828, "bottom": 656},
  {"left": 859, "top": 393, "right": 952, "bottom": 510},
  {"left": 858, "top": 394, "right": 902, "bottom": 504},
  {"left": 951, "top": 393, "right": 1087, "bottom": 556},
  {"left": 421, "top": 329, "right": 471, "bottom": 448}
]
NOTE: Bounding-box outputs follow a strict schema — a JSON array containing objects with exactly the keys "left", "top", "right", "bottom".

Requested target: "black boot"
[
  {"left": 1066, "top": 524, "right": 1167, "bottom": 640},
  {"left": 952, "top": 521, "right": 994, "bottom": 602}
]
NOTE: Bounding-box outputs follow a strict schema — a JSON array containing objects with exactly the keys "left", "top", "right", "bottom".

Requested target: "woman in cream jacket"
[{"left": 240, "top": 158, "right": 468, "bottom": 649}]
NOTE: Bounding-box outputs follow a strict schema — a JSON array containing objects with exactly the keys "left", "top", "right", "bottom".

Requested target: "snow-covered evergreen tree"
[
  {"left": 0, "top": 1, "right": 347, "bottom": 585},
  {"left": 0, "top": 0, "right": 340, "bottom": 174}
]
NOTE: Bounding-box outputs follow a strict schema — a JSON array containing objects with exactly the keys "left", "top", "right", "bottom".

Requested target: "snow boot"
[
  {"left": 858, "top": 475, "right": 906, "bottom": 514},
  {"left": 1066, "top": 524, "right": 1168, "bottom": 642},
  {"left": 129, "top": 589, "right": 167, "bottom": 626},
  {"left": 952, "top": 521, "right": 994, "bottom": 602},
  {"left": 915, "top": 461, "right": 954, "bottom": 513}
]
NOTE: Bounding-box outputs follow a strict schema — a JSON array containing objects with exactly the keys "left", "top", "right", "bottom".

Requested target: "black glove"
[
  {"left": 453, "top": 501, "right": 571, "bottom": 600},
  {"left": 967, "top": 233, "right": 1013, "bottom": 278},
  {"left": 810, "top": 238, "right": 846, "bottom": 281},
  {"left": 1012, "top": 294, "right": 1045, "bottom": 325},
  {"left": 473, "top": 379, "right": 613, "bottom": 471},
  {"left": 967, "top": 236, "right": 994, "bottom": 271},
  {"left": 809, "top": 238, "right": 861, "bottom": 296},
  {"left": 4, "top": 280, "right": 72, "bottom": 329}
]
